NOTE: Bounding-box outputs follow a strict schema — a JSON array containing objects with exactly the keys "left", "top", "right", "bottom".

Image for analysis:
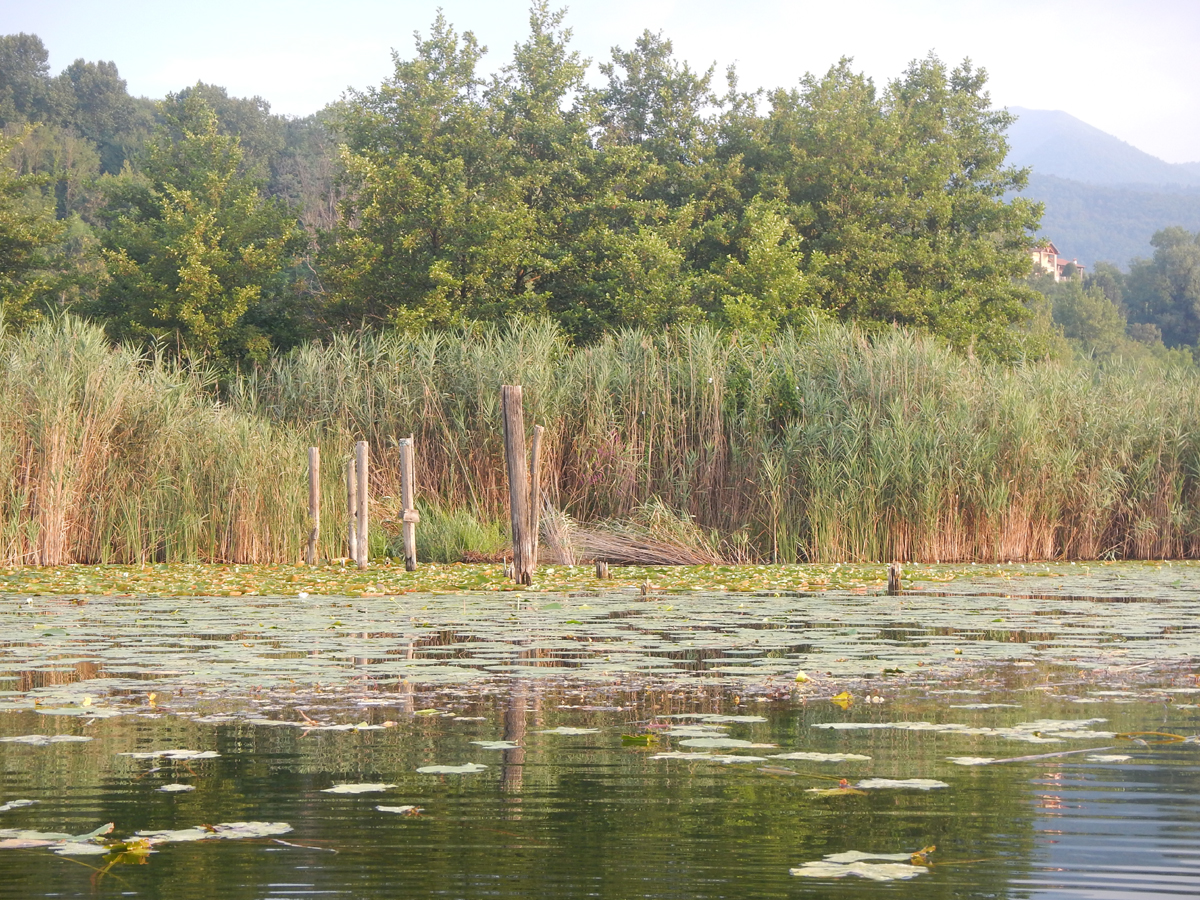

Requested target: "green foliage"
[
  {"left": 91, "top": 92, "right": 301, "bottom": 365},
  {"left": 325, "top": 13, "right": 1040, "bottom": 351},
  {"left": 756, "top": 57, "right": 1042, "bottom": 357},
  {"left": 0, "top": 128, "right": 64, "bottom": 328},
  {"left": 1125, "top": 226, "right": 1200, "bottom": 350},
  {"left": 0, "top": 34, "right": 59, "bottom": 125},
  {"left": 410, "top": 503, "right": 506, "bottom": 563},
  {"left": 706, "top": 198, "right": 817, "bottom": 332}
]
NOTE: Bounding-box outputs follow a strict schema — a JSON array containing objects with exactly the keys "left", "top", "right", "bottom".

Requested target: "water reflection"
[
  {"left": 2, "top": 570, "right": 1200, "bottom": 897},
  {"left": 3, "top": 685, "right": 1198, "bottom": 898}
]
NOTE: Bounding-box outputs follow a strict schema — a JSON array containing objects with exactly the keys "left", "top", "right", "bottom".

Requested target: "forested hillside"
[{"left": 1005, "top": 107, "right": 1200, "bottom": 270}]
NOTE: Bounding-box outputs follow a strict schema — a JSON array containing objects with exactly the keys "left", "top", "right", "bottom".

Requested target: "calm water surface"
[{"left": 1, "top": 566, "right": 1198, "bottom": 898}]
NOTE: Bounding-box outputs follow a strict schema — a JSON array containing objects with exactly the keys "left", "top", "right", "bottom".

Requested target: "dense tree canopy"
[
  {"left": 88, "top": 92, "right": 301, "bottom": 363},
  {"left": 11, "top": 7, "right": 1195, "bottom": 367},
  {"left": 0, "top": 129, "right": 63, "bottom": 329},
  {"left": 1125, "top": 226, "right": 1200, "bottom": 349}
]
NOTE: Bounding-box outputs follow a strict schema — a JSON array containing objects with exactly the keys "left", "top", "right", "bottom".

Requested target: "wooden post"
[
  {"left": 306, "top": 447, "right": 320, "bottom": 565},
  {"left": 355, "top": 440, "right": 369, "bottom": 569},
  {"left": 346, "top": 456, "right": 357, "bottom": 563},
  {"left": 399, "top": 437, "right": 419, "bottom": 571},
  {"left": 887, "top": 562, "right": 902, "bottom": 596},
  {"left": 529, "top": 424, "right": 544, "bottom": 568},
  {"left": 595, "top": 561, "right": 609, "bottom": 579},
  {"left": 501, "top": 385, "right": 533, "bottom": 585}
]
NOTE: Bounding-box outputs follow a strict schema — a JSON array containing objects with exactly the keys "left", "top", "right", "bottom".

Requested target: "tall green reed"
[
  {"left": 3, "top": 316, "right": 1197, "bottom": 564},
  {"left": 247, "top": 318, "right": 1200, "bottom": 562}
]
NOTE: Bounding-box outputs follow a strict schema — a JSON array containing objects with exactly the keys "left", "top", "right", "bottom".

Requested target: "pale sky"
[{"left": 3, "top": 0, "right": 1199, "bottom": 163}]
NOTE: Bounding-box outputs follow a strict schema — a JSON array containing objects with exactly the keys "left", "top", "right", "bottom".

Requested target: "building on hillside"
[{"left": 1031, "top": 242, "right": 1085, "bottom": 281}]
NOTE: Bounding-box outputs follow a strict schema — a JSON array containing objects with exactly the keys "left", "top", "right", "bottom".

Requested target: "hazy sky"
[{"left": 4, "top": 0, "right": 1199, "bottom": 163}]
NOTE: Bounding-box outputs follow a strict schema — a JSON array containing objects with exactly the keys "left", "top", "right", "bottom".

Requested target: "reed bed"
[
  {"left": 0, "top": 319, "right": 312, "bottom": 565},
  {"left": 3, "top": 317, "right": 1198, "bottom": 564}
]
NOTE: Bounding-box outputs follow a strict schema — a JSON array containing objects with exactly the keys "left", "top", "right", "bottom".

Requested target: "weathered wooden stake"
[
  {"left": 887, "top": 562, "right": 903, "bottom": 595},
  {"left": 595, "top": 561, "right": 609, "bottom": 579},
  {"left": 501, "top": 385, "right": 534, "bottom": 585},
  {"left": 346, "top": 456, "right": 357, "bottom": 563},
  {"left": 355, "top": 440, "right": 369, "bottom": 569},
  {"left": 398, "top": 436, "right": 419, "bottom": 571},
  {"left": 306, "top": 447, "right": 320, "bottom": 565},
  {"left": 529, "top": 424, "right": 544, "bottom": 568}
]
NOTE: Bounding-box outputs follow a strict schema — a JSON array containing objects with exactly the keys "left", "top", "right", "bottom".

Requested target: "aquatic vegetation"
[
  {"left": 134, "top": 822, "right": 293, "bottom": 843},
  {"left": 1, "top": 567, "right": 1199, "bottom": 896},
  {"left": 0, "top": 735, "right": 91, "bottom": 746},
  {"left": 537, "top": 727, "right": 600, "bottom": 735},
  {"left": 119, "top": 749, "right": 219, "bottom": 760},
  {"left": 791, "top": 848, "right": 935, "bottom": 881},
  {"left": 416, "top": 764, "right": 487, "bottom": 774},
  {"left": 769, "top": 751, "right": 871, "bottom": 762},
  {"left": 853, "top": 778, "right": 949, "bottom": 790}
]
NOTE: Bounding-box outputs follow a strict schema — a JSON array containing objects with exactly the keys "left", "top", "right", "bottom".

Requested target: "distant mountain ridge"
[
  {"left": 1006, "top": 108, "right": 1200, "bottom": 187},
  {"left": 1006, "top": 108, "right": 1200, "bottom": 268}
]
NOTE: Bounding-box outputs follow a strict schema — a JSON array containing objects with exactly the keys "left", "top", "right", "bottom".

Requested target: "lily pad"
[
  {"left": 51, "top": 842, "right": 113, "bottom": 856},
  {"left": 537, "top": 727, "right": 600, "bottom": 735},
  {"left": 678, "top": 738, "right": 776, "bottom": 749},
  {"left": 791, "top": 850, "right": 929, "bottom": 881},
  {"left": 321, "top": 783, "right": 396, "bottom": 794},
  {"left": 158, "top": 784, "right": 195, "bottom": 793},
  {"left": 416, "top": 763, "right": 487, "bottom": 774},
  {"left": 854, "top": 778, "right": 949, "bottom": 790},
  {"left": 470, "top": 740, "right": 520, "bottom": 750},
  {"left": 649, "top": 751, "right": 715, "bottom": 760},
  {"left": 770, "top": 752, "right": 871, "bottom": 762},
  {"left": 0, "top": 822, "right": 113, "bottom": 851},
  {"left": 376, "top": 805, "right": 422, "bottom": 815},
  {"left": 119, "top": 749, "right": 219, "bottom": 760},
  {"left": 0, "top": 800, "right": 37, "bottom": 813},
  {"left": 0, "top": 735, "right": 93, "bottom": 746},
  {"left": 136, "top": 821, "right": 292, "bottom": 843}
]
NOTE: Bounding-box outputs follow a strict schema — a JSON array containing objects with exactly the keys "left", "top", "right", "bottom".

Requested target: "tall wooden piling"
[
  {"left": 501, "top": 385, "right": 534, "bottom": 585},
  {"left": 398, "top": 437, "right": 419, "bottom": 571},
  {"left": 887, "top": 562, "right": 903, "bottom": 595},
  {"left": 306, "top": 447, "right": 320, "bottom": 565},
  {"left": 355, "top": 440, "right": 369, "bottom": 569},
  {"left": 346, "top": 456, "right": 357, "bottom": 563},
  {"left": 529, "top": 424, "right": 544, "bottom": 568}
]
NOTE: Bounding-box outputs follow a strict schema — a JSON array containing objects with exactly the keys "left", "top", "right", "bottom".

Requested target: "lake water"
[{"left": 1, "top": 565, "right": 1198, "bottom": 898}]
